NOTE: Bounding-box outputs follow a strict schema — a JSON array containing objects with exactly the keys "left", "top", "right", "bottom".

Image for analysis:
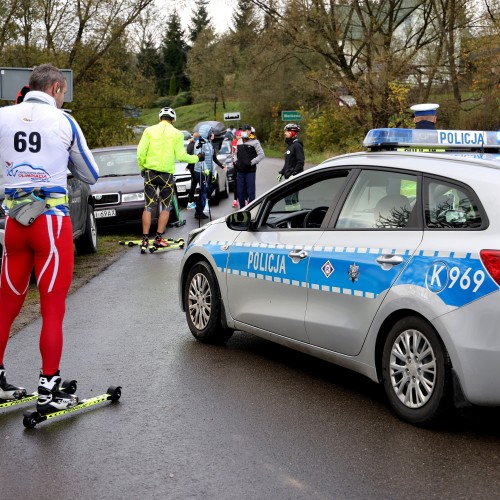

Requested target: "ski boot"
[
  {"left": 37, "top": 373, "right": 79, "bottom": 415},
  {"left": 140, "top": 236, "right": 149, "bottom": 254},
  {"left": 0, "top": 367, "right": 27, "bottom": 400},
  {"left": 153, "top": 235, "right": 170, "bottom": 250}
]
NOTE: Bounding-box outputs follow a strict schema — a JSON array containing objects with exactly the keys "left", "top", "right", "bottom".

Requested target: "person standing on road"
[
  {"left": 186, "top": 132, "right": 200, "bottom": 210},
  {"left": 235, "top": 124, "right": 265, "bottom": 208},
  {"left": 410, "top": 103, "right": 439, "bottom": 130},
  {"left": 0, "top": 64, "right": 99, "bottom": 414},
  {"left": 193, "top": 124, "right": 218, "bottom": 220},
  {"left": 231, "top": 128, "right": 242, "bottom": 208},
  {"left": 277, "top": 123, "right": 305, "bottom": 210},
  {"left": 137, "top": 107, "right": 202, "bottom": 251}
]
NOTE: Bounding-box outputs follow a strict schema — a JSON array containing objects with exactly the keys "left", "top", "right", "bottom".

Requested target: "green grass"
[{"left": 141, "top": 101, "right": 243, "bottom": 132}]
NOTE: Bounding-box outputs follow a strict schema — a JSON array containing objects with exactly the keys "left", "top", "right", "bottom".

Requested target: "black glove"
[
  {"left": 197, "top": 152, "right": 205, "bottom": 161},
  {"left": 140, "top": 170, "right": 146, "bottom": 178}
]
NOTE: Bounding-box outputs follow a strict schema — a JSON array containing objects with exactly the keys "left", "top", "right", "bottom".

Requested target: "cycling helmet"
[
  {"left": 284, "top": 123, "right": 300, "bottom": 133},
  {"left": 159, "top": 107, "right": 176, "bottom": 121}
]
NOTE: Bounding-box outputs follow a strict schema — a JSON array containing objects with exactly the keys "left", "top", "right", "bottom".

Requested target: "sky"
[{"left": 177, "top": 0, "right": 237, "bottom": 34}]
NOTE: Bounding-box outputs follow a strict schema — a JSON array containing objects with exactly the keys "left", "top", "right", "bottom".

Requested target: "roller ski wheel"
[
  {"left": 23, "top": 412, "right": 41, "bottom": 429},
  {"left": 107, "top": 385, "right": 121, "bottom": 402},
  {"left": 22, "top": 385, "right": 122, "bottom": 429}
]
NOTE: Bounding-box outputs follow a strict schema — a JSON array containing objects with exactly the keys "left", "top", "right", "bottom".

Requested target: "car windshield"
[{"left": 93, "top": 150, "right": 139, "bottom": 177}]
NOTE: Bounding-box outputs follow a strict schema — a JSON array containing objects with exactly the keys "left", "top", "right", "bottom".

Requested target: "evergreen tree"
[
  {"left": 159, "top": 11, "right": 189, "bottom": 95},
  {"left": 189, "top": 0, "right": 211, "bottom": 44},
  {"left": 231, "top": 0, "right": 261, "bottom": 50},
  {"left": 169, "top": 74, "right": 177, "bottom": 96},
  {"left": 137, "top": 36, "right": 160, "bottom": 82}
]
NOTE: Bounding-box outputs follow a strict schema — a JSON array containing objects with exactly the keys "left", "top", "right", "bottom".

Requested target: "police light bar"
[{"left": 363, "top": 128, "right": 500, "bottom": 152}]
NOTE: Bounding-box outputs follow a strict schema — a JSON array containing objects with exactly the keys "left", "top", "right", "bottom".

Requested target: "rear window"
[{"left": 425, "top": 179, "right": 482, "bottom": 229}]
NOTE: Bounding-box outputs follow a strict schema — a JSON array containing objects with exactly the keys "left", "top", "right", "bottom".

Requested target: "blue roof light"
[{"left": 363, "top": 128, "right": 500, "bottom": 152}]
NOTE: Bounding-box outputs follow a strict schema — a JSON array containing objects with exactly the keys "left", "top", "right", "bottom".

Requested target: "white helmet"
[{"left": 159, "top": 107, "right": 176, "bottom": 121}]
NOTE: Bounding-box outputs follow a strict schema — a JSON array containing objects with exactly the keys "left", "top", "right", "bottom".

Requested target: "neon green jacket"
[{"left": 137, "top": 121, "right": 199, "bottom": 174}]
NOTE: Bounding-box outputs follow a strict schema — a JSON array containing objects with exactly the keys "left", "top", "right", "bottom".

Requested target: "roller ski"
[
  {"left": 149, "top": 235, "right": 185, "bottom": 253},
  {"left": 119, "top": 237, "right": 184, "bottom": 251},
  {"left": 23, "top": 372, "right": 120, "bottom": 429}
]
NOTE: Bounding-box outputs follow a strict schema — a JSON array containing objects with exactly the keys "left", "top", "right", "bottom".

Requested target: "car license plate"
[
  {"left": 95, "top": 209, "right": 116, "bottom": 218},
  {"left": 177, "top": 185, "right": 187, "bottom": 193}
]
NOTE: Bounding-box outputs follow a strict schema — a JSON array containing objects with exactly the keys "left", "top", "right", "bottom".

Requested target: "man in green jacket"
[{"left": 137, "top": 107, "right": 202, "bottom": 252}]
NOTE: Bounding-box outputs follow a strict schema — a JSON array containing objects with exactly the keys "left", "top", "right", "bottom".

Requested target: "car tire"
[
  {"left": 381, "top": 316, "right": 452, "bottom": 426},
  {"left": 74, "top": 204, "right": 98, "bottom": 255},
  {"left": 184, "top": 261, "right": 233, "bottom": 344}
]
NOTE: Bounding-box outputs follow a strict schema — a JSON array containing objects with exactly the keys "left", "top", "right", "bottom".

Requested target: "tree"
[
  {"left": 188, "top": 0, "right": 211, "bottom": 44},
  {"left": 247, "top": 0, "right": 452, "bottom": 128},
  {"left": 159, "top": 11, "right": 189, "bottom": 95},
  {"left": 186, "top": 27, "right": 220, "bottom": 98},
  {"left": 231, "top": 0, "right": 261, "bottom": 50},
  {"left": 133, "top": 3, "right": 165, "bottom": 90}
]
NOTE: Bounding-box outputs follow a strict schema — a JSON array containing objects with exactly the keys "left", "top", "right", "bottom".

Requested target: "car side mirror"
[{"left": 226, "top": 211, "right": 251, "bottom": 231}]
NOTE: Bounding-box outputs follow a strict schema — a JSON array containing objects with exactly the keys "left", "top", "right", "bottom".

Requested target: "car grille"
[{"left": 92, "top": 193, "right": 119, "bottom": 205}]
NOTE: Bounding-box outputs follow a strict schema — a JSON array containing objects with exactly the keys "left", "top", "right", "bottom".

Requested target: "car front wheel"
[
  {"left": 74, "top": 204, "right": 98, "bottom": 255},
  {"left": 381, "top": 316, "right": 452, "bottom": 425},
  {"left": 184, "top": 261, "right": 233, "bottom": 344}
]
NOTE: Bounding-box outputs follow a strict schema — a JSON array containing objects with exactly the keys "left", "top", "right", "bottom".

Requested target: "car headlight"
[{"left": 122, "top": 192, "right": 144, "bottom": 203}]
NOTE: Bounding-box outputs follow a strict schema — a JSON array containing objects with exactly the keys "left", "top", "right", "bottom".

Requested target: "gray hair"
[{"left": 29, "top": 64, "right": 66, "bottom": 92}]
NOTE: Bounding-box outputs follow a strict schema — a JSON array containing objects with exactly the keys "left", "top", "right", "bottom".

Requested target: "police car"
[{"left": 178, "top": 128, "right": 500, "bottom": 425}]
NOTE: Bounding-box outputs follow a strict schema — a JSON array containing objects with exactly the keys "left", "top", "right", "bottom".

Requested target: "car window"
[
  {"left": 93, "top": 150, "right": 139, "bottom": 176},
  {"left": 336, "top": 169, "right": 418, "bottom": 229},
  {"left": 425, "top": 178, "right": 482, "bottom": 229},
  {"left": 262, "top": 173, "right": 348, "bottom": 229}
]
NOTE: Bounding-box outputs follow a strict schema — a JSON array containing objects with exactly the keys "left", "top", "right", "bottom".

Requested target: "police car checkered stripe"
[
  {"left": 210, "top": 240, "right": 480, "bottom": 259},
  {"left": 208, "top": 241, "right": 485, "bottom": 304}
]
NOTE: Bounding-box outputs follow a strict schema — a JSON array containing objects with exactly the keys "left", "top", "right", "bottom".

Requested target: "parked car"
[
  {"left": 180, "top": 130, "right": 191, "bottom": 149},
  {"left": 192, "top": 121, "right": 226, "bottom": 150},
  {"left": 217, "top": 139, "right": 235, "bottom": 192},
  {"left": 0, "top": 170, "right": 97, "bottom": 256},
  {"left": 174, "top": 145, "right": 230, "bottom": 205},
  {"left": 90, "top": 146, "right": 156, "bottom": 227},
  {"left": 179, "top": 127, "right": 500, "bottom": 426}
]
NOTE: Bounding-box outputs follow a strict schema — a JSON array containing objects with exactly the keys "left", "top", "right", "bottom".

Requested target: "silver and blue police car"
[{"left": 178, "top": 128, "right": 500, "bottom": 425}]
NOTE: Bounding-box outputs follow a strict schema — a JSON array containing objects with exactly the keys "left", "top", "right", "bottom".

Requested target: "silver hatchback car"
[{"left": 178, "top": 128, "right": 500, "bottom": 425}]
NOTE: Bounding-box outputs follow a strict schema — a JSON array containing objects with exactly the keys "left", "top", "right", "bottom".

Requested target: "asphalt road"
[{"left": 1, "top": 158, "right": 499, "bottom": 499}]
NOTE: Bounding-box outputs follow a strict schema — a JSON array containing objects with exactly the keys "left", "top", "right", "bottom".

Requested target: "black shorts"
[{"left": 144, "top": 170, "right": 174, "bottom": 212}]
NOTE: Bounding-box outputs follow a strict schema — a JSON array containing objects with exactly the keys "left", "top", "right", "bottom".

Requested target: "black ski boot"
[
  {"left": 37, "top": 373, "right": 78, "bottom": 415},
  {"left": 0, "top": 367, "right": 27, "bottom": 400}
]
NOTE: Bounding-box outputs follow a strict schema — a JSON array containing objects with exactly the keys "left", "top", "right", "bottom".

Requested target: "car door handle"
[
  {"left": 288, "top": 249, "right": 308, "bottom": 263},
  {"left": 376, "top": 254, "right": 404, "bottom": 270}
]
